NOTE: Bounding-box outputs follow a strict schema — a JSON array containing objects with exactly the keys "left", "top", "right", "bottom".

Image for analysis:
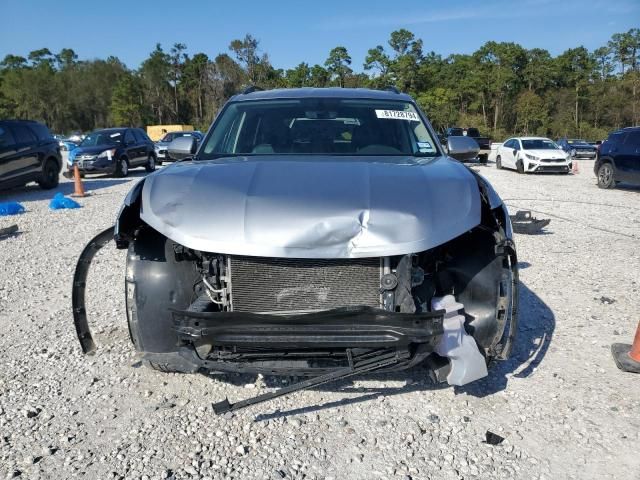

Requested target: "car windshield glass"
[
  {"left": 521, "top": 139, "right": 558, "bottom": 150},
  {"left": 448, "top": 128, "right": 464, "bottom": 136},
  {"left": 199, "top": 98, "right": 438, "bottom": 160},
  {"left": 81, "top": 130, "right": 123, "bottom": 146}
]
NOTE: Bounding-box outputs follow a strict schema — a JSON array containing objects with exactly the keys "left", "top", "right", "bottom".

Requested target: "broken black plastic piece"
[
  {"left": 484, "top": 431, "right": 505, "bottom": 445},
  {"left": 72, "top": 226, "right": 115, "bottom": 354},
  {"left": 212, "top": 348, "right": 405, "bottom": 415},
  {"left": 510, "top": 210, "right": 550, "bottom": 235},
  {"left": 0, "top": 224, "right": 18, "bottom": 238}
]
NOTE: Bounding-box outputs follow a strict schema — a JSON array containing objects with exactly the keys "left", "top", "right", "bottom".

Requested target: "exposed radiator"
[{"left": 228, "top": 256, "right": 381, "bottom": 313}]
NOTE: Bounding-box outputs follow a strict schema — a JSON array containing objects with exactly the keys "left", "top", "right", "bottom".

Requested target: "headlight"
[
  {"left": 525, "top": 153, "right": 540, "bottom": 161},
  {"left": 97, "top": 148, "right": 116, "bottom": 160}
]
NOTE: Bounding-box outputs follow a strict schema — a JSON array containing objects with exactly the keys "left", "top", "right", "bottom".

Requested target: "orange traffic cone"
[
  {"left": 612, "top": 320, "right": 640, "bottom": 373},
  {"left": 71, "top": 163, "right": 86, "bottom": 197},
  {"left": 571, "top": 159, "right": 579, "bottom": 174}
]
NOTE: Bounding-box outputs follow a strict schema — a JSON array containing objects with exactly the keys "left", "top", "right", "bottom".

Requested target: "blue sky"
[{"left": 1, "top": 0, "right": 639, "bottom": 71}]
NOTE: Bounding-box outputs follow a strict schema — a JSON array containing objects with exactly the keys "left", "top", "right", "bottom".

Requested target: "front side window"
[
  {"left": 200, "top": 98, "right": 439, "bottom": 160},
  {"left": 81, "top": 130, "right": 124, "bottom": 147},
  {"left": 521, "top": 139, "right": 559, "bottom": 150}
]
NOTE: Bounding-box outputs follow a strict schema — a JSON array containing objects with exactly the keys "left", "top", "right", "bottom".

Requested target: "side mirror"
[
  {"left": 447, "top": 136, "right": 480, "bottom": 162},
  {"left": 513, "top": 149, "right": 517, "bottom": 156},
  {"left": 167, "top": 136, "right": 197, "bottom": 161}
]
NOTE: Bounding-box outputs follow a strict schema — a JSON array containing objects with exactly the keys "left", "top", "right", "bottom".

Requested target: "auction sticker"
[{"left": 375, "top": 109, "right": 420, "bottom": 121}]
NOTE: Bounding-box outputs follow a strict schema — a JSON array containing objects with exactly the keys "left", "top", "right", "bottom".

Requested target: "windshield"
[
  {"left": 80, "top": 130, "right": 123, "bottom": 147},
  {"left": 521, "top": 139, "right": 559, "bottom": 150},
  {"left": 199, "top": 99, "right": 438, "bottom": 159}
]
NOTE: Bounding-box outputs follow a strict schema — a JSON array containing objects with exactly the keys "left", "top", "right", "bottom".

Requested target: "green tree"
[
  {"left": 111, "top": 73, "right": 145, "bottom": 126},
  {"left": 324, "top": 46, "right": 352, "bottom": 87}
]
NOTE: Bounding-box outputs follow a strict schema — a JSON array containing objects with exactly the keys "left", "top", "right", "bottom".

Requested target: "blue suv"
[{"left": 594, "top": 127, "right": 640, "bottom": 189}]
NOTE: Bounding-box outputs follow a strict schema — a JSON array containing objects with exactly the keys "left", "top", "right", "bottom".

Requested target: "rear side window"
[
  {"left": 132, "top": 129, "right": 145, "bottom": 143},
  {"left": 29, "top": 123, "right": 52, "bottom": 141},
  {"left": 137, "top": 129, "right": 152, "bottom": 142},
  {"left": 11, "top": 125, "right": 38, "bottom": 144},
  {"left": 124, "top": 130, "right": 136, "bottom": 144},
  {"left": 623, "top": 131, "right": 640, "bottom": 148},
  {"left": 607, "top": 132, "right": 625, "bottom": 145},
  {"left": 0, "top": 126, "right": 16, "bottom": 148}
]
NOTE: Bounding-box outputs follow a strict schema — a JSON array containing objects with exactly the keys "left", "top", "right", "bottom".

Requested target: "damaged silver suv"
[{"left": 73, "top": 87, "right": 518, "bottom": 413}]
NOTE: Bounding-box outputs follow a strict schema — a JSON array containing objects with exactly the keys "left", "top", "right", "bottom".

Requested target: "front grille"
[
  {"left": 541, "top": 158, "right": 564, "bottom": 163},
  {"left": 229, "top": 256, "right": 381, "bottom": 313},
  {"left": 538, "top": 165, "right": 569, "bottom": 172}
]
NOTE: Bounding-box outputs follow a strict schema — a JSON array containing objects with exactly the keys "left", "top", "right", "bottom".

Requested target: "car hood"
[
  {"left": 155, "top": 141, "right": 169, "bottom": 147},
  {"left": 139, "top": 156, "right": 485, "bottom": 258},
  {"left": 526, "top": 149, "right": 568, "bottom": 159}
]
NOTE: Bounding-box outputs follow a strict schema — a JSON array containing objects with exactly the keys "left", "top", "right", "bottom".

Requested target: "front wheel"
[
  {"left": 115, "top": 157, "right": 129, "bottom": 178},
  {"left": 597, "top": 163, "right": 615, "bottom": 189},
  {"left": 496, "top": 155, "right": 502, "bottom": 170},
  {"left": 145, "top": 154, "right": 156, "bottom": 173},
  {"left": 38, "top": 158, "right": 59, "bottom": 189},
  {"left": 516, "top": 159, "right": 525, "bottom": 174}
]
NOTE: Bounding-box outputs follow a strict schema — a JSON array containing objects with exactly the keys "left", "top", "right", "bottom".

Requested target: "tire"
[
  {"left": 516, "top": 159, "right": 525, "bottom": 174},
  {"left": 496, "top": 155, "right": 502, "bottom": 170},
  {"left": 145, "top": 154, "right": 156, "bottom": 173},
  {"left": 38, "top": 158, "right": 59, "bottom": 190},
  {"left": 126, "top": 228, "right": 201, "bottom": 373},
  {"left": 479, "top": 154, "right": 488, "bottom": 164},
  {"left": 597, "top": 162, "right": 615, "bottom": 189},
  {"left": 115, "top": 157, "right": 129, "bottom": 178}
]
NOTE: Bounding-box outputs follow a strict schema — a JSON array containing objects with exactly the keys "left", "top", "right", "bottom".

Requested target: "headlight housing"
[
  {"left": 97, "top": 148, "right": 116, "bottom": 160},
  {"left": 525, "top": 153, "right": 540, "bottom": 161}
]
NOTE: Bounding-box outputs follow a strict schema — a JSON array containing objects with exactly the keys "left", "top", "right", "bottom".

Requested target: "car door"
[
  {"left": 0, "top": 125, "right": 19, "bottom": 184},
  {"left": 135, "top": 129, "right": 153, "bottom": 160},
  {"left": 7, "top": 124, "right": 40, "bottom": 179},
  {"left": 124, "top": 129, "right": 143, "bottom": 166},
  {"left": 618, "top": 131, "right": 640, "bottom": 182}
]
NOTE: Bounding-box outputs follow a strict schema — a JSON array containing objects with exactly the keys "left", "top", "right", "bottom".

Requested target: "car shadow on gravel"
[
  {"left": 209, "top": 282, "right": 555, "bottom": 418},
  {"left": 0, "top": 173, "right": 146, "bottom": 203}
]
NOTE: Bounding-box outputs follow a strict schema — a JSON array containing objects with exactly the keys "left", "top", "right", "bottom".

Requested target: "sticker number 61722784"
[{"left": 375, "top": 109, "right": 420, "bottom": 121}]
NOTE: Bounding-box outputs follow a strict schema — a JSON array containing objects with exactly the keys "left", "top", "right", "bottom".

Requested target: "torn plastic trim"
[
  {"left": 114, "top": 178, "right": 145, "bottom": 249},
  {"left": 72, "top": 226, "right": 115, "bottom": 354},
  {"left": 431, "top": 295, "right": 489, "bottom": 386}
]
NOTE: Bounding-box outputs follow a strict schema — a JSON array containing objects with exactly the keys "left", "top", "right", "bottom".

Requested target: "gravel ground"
[{"left": 0, "top": 160, "right": 639, "bottom": 480}]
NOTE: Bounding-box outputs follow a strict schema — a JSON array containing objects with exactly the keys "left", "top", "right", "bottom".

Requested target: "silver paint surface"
[{"left": 140, "top": 156, "right": 485, "bottom": 258}]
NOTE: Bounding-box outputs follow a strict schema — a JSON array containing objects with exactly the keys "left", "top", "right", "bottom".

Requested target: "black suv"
[
  {"left": 71, "top": 128, "right": 156, "bottom": 177},
  {"left": 0, "top": 120, "right": 62, "bottom": 190},
  {"left": 594, "top": 127, "right": 640, "bottom": 189}
]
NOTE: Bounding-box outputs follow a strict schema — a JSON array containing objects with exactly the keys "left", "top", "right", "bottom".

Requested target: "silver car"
[
  {"left": 154, "top": 131, "right": 203, "bottom": 162},
  {"left": 73, "top": 88, "right": 518, "bottom": 413}
]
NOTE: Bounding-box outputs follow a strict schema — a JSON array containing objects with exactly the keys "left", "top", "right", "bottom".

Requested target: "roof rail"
[
  {"left": 241, "top": 85, "right": 263, "bottom": 95},
  {"left": 383, "top": 86, "right": 400, "bottom": 94}
]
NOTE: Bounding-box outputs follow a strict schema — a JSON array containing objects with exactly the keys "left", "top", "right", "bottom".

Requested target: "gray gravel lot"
[{"left": 1, "top": 160, "right": 639, "bottom": 480}]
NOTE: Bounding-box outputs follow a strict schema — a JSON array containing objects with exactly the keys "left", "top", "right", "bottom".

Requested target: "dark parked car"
[
  {"left": 70, "top": 128, "right": 156, "bottom": 177},
  {"left": 155, "top": 131, "right": 203, "bottom": 162},
  {"left": 0, "top": 119, "right": 62, "bottom": 190},
  {"left": 594, "top": 127, "right": 640, "bottom": 189},
  {"left": 74, "top": 87, "right": 519, "bottom": 413},
  {"left": 557, "top": 138, "right": 597, "bottom": 159}
]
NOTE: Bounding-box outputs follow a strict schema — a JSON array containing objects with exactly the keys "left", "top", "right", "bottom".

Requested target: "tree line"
[{"left": 1, "top": 29, "right": 639, "bottom": 141}]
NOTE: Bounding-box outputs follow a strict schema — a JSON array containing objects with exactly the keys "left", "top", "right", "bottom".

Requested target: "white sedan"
[{"left": 496, "top": 137, "right": 571, "bottom": 174}]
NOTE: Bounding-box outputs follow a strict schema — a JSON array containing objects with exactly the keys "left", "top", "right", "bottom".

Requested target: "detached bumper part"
[{"left": 431, "top": 295, "right": 488, "bottom": 386}]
